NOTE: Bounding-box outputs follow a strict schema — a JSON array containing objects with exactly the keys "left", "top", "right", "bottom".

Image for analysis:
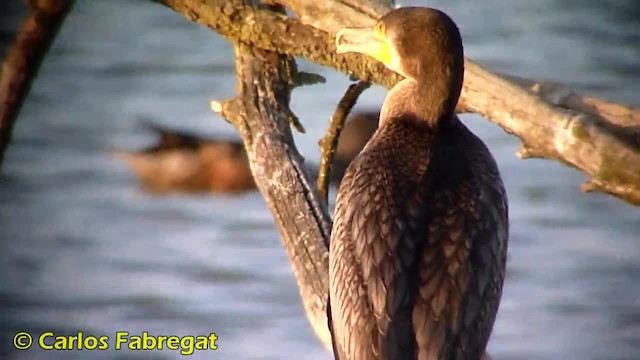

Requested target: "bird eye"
[{"left": 375, "top": 22, "right": 385, "bottom": 36}]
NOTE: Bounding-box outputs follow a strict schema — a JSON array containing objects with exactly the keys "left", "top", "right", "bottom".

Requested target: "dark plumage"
[{"left": 329, "top": 7, "right": 508, "bottom": 360}]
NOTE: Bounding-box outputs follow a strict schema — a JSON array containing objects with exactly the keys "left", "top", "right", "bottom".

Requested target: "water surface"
[{"left": 1, "top": 1, "right": 639, "bottom": 359}]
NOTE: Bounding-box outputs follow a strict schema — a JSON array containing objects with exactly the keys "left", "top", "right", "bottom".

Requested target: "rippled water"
[{"left": 1, "top": 0, "right": 639, "bottom": 359}]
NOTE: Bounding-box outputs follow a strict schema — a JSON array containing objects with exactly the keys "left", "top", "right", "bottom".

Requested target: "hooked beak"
[{"left": 335, "top": 26, "right": 394, "bottom": 67}]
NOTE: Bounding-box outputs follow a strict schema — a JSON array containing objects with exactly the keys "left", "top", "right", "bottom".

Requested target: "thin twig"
[{"left": 317, "top": 80, "right": 371, "bottom": 203}]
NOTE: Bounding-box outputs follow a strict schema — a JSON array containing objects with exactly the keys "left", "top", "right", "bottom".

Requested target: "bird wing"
[
  {"left": 329, "top": 125, "right": 433, "bottom": 359},
  {"left": 412, "top": 171, "right": 508, "bottom": 360}
]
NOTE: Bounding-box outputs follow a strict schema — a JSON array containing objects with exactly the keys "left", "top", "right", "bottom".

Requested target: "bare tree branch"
[
  {"left": 158, "top": 0, "right": 640, "bottom": 205},
  {"left": 208, "top": 10, "right": 334, "bottom": 349},
  {"left": 462, "top": 62, "right": 640, "bottom": 204},
  {"left": 317, "top": 80, "right": 370, "bottom": 204},
  {"left": 500, "top": 73, "right": 639, "bottom": 128},
  {"left": 0, "top": 0, "right": 74, "bottom": 169}
]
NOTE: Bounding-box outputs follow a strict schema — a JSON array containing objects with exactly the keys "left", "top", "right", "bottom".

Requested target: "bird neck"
[{"left": 380, "top": 76, "right": 459, "bottom": 128}]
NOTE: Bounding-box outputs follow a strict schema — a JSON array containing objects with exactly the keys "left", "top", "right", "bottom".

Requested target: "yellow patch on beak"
[{"left": 335, "top": 26, "right": 395, "bottom": 67}]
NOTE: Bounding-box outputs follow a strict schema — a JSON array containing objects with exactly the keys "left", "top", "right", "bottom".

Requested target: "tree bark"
[
  {"left": 210, "top": 19, "right": 334, "bottom": 350},
  {"left": 0, "top": 0, "right": 74, "bottom": 169},
  {"left": 158, "top": 0, "right": 640, "bottom": 205}
]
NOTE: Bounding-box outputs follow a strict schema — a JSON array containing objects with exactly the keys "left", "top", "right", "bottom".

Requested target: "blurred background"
[{"left": 1, "top": 0, "right": 639, "bottom": 359}]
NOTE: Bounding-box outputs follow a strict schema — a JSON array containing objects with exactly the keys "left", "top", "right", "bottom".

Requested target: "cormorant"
[{"left": 328, "top": 7, "right": 509, "bottom": 360}]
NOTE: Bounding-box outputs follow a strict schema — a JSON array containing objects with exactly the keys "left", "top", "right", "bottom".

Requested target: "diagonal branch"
[
  {"left": 0, "top": 0, "right": 74, "bottom": 169},
  {"left": 158, "top": 0, "right": 640, "bottom": 205}
]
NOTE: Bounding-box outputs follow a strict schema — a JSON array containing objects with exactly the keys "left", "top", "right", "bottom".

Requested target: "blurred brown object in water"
[
  {"left": 115, "top": 111, "right": 379, "bottom": 194},
  {"left": 114, "top": 123, "right": 254, "bottom": 193}
]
